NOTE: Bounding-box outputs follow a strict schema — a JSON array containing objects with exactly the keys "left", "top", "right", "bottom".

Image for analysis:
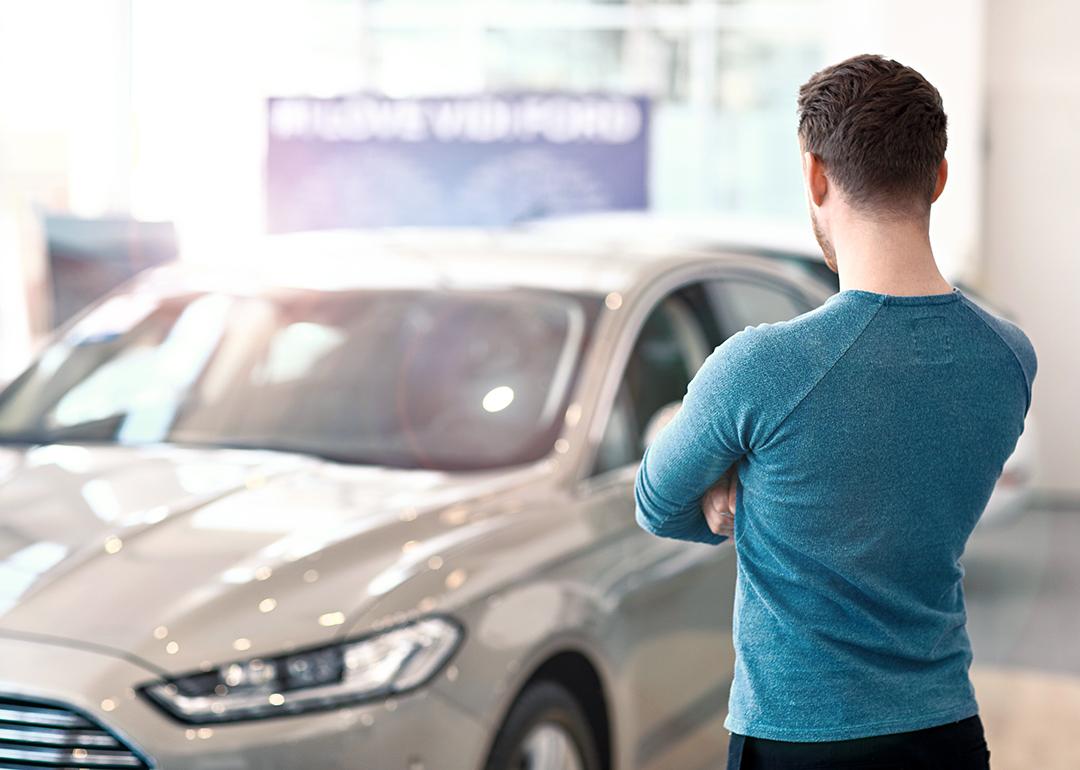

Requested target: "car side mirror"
[{"left": 642, "top": 401, "right": 682, "bottom": 449}]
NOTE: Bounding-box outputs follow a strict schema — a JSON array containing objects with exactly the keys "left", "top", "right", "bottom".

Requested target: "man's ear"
[
  {"left": 930, "top": 157, "right": 948, "bottom": 203},
  {"left": 803, "top": 151, "right": 828, "bottom": 207}
]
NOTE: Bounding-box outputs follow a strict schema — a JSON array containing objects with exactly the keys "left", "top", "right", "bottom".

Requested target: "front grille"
[{"left": 0, "top": 695, "right": 150, "bottom": 768}]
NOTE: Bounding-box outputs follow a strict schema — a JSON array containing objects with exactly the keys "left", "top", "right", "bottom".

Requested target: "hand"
[{"left": 702, "top": 466, "right": 739, "bottom": 538}]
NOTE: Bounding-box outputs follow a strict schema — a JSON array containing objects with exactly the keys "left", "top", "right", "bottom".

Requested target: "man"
[{"left": 634, "top": 53, "right": 1037, "bottom": 769}]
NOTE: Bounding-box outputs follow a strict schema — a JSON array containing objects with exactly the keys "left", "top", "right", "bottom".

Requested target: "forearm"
[{"left": 634, "top": 444, "right": 729, "bottom": 545}]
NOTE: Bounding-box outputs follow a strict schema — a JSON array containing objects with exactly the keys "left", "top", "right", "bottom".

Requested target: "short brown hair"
[{"left": 797, "top": 54, "right": 947, "bottom": 216}]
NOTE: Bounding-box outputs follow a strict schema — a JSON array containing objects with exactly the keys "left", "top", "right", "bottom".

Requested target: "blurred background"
[
  {"left": 0, "top": 1, "right": 1077, "bottom": 768},
  {"left": 3, "top": 0, "right": 1077, "bottom": 488}
]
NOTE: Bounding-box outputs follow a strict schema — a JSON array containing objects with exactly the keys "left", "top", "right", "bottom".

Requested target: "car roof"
[{"left": 144, "top": 216, "right": 826, "bottom": 298}]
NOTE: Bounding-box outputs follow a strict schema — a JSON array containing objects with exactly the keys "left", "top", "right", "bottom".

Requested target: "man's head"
[{"left": 796, "top": 54, "right": 949, "bottom": 271}]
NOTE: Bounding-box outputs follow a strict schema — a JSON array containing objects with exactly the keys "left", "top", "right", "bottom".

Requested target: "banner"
[{"left": 266, "top": 92, "right": 650, "bottom": 231}]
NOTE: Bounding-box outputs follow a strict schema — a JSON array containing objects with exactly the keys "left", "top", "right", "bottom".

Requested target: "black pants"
[{"left": 727, "top": 715, "right": 991, "bottom": 769}]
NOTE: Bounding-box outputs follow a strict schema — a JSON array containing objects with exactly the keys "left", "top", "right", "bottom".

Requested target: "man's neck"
[{"left": 833, "top": 214, "right": 953, "bottom": 296}]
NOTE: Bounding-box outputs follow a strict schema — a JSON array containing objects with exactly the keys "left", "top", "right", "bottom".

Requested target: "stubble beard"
[{"left": 810, "top": 207, "right": 838, "bottom": 273}]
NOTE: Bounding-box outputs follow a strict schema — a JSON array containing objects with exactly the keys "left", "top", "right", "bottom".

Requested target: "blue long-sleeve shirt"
[{"left": 634, "top": 286, "right": 1036, "bottom": 742}]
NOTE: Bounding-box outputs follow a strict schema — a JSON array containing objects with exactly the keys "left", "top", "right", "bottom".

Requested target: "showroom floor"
[{"left": 964, "top": 505, "right": 1080, "bottom": 770}]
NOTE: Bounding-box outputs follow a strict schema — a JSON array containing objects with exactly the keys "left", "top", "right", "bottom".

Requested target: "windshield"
[{"left": 0, "top": 287, "right": 601, "bottom": 471}]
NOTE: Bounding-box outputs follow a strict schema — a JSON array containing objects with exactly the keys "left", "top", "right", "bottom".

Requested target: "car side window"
[
  {"left": 590, "top": 290, "right": 711, "bottom": 477},
  {"left": 707, "top": 278, "right": 811, "bottom": 336},
  {"left": 592, "top": 383, "right": 637, "bottom": 476}
]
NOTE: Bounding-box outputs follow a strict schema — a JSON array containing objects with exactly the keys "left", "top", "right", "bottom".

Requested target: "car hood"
[{"left": 0, "top": 443, "right": 547, "bottom": 674}]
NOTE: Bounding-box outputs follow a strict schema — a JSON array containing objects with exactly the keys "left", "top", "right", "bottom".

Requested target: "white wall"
[{"left": 982, "top": 0, "right": 1080, "bottom": 497}]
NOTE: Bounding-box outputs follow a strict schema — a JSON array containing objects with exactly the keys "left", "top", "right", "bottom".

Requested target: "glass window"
[
  {"left": 591, "top": 290, "right": 710, "bottom": 475},
  {"left": 708, "top": 278, "right": 810, "bottom": 335},
  {"left": 592, "top": 383, "right": 637, "bottom": 476},
  {"left": 0, "top": 287, "right": 602, "bottom": 472}
]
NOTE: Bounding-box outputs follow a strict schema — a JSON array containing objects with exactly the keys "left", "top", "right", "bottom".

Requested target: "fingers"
[
  {"left": 705, "top": 510, "right": 735, "bottom": 537},
  {"left": 704, "top": 471, "right": 737, "bottom": 515},
  {"left": 702, "top": 482, "right": 729, "bottom": 517},
  {"left": 701, "top": 467, "right": 739, "bottom": 537},
  {"left": 701, "top": 493, "right": 733, "bottom": 538}
]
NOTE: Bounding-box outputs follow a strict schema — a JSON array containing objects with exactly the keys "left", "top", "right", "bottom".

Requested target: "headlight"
[{"left": 139, "top": 615, "right": 463, "bottom": 724}]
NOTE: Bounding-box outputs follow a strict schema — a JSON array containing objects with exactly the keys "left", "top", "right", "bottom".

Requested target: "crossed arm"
[
  {"left": 632, "top": 344, "right": 750, "bottom": 545},
  {"left": 635, "top": 447, "right": 740, "bottom": 543}
]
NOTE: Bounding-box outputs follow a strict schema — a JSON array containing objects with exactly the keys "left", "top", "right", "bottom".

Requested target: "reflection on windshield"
[{"left": 0, "top": 288, "right": 600, "bottom": 471}]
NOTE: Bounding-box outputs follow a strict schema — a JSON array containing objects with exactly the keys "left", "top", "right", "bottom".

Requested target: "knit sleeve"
[{"left": 633, "top": 328, "right": 763, "bottom": 545}]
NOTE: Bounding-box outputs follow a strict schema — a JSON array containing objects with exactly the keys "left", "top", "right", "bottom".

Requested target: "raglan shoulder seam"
[
  {"left": 755, "top": 296, "right": 885, "bottom": 450},
  {"left": 956, "top": 296, "right": 1033, "bottom": 413}
]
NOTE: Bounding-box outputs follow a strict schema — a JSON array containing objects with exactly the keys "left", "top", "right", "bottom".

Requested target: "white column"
[{"left": 982, "top": 0, "right": 1080, "bottom": 496}]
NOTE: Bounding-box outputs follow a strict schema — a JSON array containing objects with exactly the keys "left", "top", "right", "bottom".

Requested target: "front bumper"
[{"left": 0, "top": 634, "right": 489, "bottom": 770}]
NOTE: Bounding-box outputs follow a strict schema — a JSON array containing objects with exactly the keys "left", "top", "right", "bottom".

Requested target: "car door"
[{"left": 578, "top": 283, "right": 738, "bottom": 770}]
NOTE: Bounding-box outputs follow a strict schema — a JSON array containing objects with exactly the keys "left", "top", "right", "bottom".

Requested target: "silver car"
[{"left": 0, "top": 229, "right": 1010, "bottom": 770}]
